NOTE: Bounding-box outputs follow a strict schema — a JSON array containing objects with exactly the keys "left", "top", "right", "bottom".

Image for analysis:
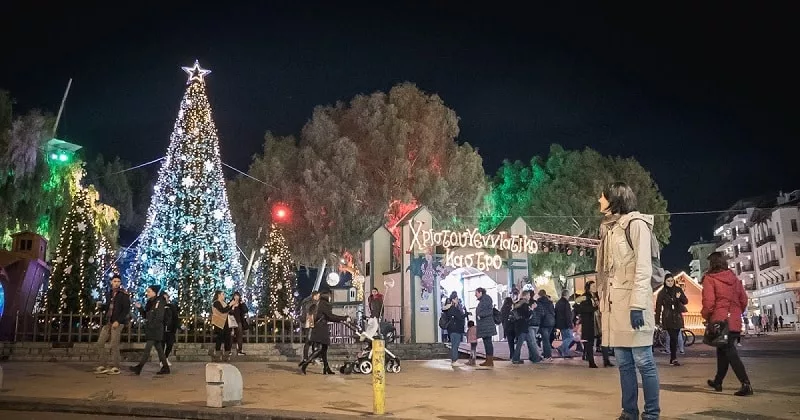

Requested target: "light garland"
[
  {"left": 251, "top": 224, "right": 296, "bottom": 317},
  {"left": 45, "top": 188, "right": 99, "bottom": 314},
  {"left": 127, "top": 60, "right": 244, "bottom": 316}
]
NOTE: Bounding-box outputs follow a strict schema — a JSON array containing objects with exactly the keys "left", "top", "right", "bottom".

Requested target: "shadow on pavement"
[{"left": 661, "top": 383, "right": 800, "bottom": 398}]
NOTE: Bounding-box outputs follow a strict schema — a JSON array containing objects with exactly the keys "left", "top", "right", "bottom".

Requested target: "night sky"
[{"left": 3, "top": 3, "right": 799, "bottom": 271}]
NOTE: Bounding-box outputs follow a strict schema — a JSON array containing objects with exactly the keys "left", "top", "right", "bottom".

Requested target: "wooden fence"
[{"left": 12, "top": 312, "right": 401, "bottom": 344}]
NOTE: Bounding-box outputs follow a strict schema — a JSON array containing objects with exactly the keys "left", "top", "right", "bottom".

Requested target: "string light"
[
  {"left": 251, "top": 224, "right": 296, "bottom": 317},
  {"left": 45, "top": 189, "right": 98, "bottom": 314},
  {"left": 127, "top": 60, "right": 244, "bottom": 316}
]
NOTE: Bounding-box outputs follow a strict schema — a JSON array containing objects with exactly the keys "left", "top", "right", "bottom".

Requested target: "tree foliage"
[
  {"left": 85, "top": 154, "right": 150, "bottom": 232},
  {"left": 230, "top": 83, "right": 488, "bottom": 269},
  {"left": 481, "top": 145, "right": 670, "bottom": 279}
]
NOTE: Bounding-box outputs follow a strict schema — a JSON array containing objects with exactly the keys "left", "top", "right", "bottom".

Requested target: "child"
[{"left": 466, "top": 320, "right": 478, "bottom": 366}]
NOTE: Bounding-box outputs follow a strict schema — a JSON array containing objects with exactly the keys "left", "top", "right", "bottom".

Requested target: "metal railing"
[
  {"left": 758, "top": 259, "right": 780, "bottom": 271},
  {"left": 756, "top": 235, "right": 776, "bottom": 248},
  {"left": 13, "top": 312, "right": 401, "bottom": 344}
]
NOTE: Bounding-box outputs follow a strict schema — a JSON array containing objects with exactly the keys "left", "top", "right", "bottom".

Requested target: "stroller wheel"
[
  {"left": 359, "top": 360, "right": 373, "bottom": 374},
  {"left": 339, "top": 365, "right": 346, "bottom": 374},
  {"left": 352, "top": 361, "right": 361, "bottom": 374},
  {"left": 391, "top": 363, "right": 401, "bottom": 373},
  {"left": 343, "top": 362, "right": 354, "bottom": 375}
]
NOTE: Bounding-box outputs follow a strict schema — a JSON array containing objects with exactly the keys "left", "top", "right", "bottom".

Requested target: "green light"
[
  {"left": 50, "top": 153, "right": 58, "bottom": 160},
  {"left": 58, "top": 154, "right": 68, "bottom": 162}
]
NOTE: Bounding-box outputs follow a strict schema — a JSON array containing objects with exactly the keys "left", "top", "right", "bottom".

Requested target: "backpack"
[
  {"left": 624, "top": 217, "right": 666, "bottom": 291},
  {"left": 439, "top": 313, "right": 451, "bottom": 329},
  {"left": 492, "top": 307, "right": 502, "bottom": 325}
]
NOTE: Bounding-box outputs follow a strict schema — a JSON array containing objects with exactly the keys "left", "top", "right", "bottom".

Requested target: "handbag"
[
  {"left": 227, "top": 314, "right": 239, "bottom": 329},
  {"left": 703, "top": 291, "right": 734, "bottom": 348}
]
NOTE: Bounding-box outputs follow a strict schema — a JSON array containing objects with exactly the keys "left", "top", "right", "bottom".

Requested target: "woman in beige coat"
[{"left": 598, "top": 182, "right": 660, "bottom": 420}]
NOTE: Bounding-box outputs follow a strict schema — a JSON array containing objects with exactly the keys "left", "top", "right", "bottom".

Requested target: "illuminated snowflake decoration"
[{"left": 181, "top": 176, "right": 195, "bottom": 188}]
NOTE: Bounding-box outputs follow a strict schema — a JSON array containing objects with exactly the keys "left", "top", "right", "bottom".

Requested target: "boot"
[
  {"left": 586, "top": 348, "right": 598, "bottom": 368},
  {"left": 157, "top": 365, "right": 170, "bottom": 375},
  {"left": 297, "top": 359, "right": 308, "bottom": 368},
  {"left": 323, "top": 364, "right": 335, "bottom": 375},
  {"left": 128, "top": 364, "right": 143, "bottom": 375},
  {"left": 211, "top": 350, "right": 222, "bottom": 362},
  {"left": 734, "top": 383, "right": 753, "bottom": 396},
  {"left": 602, "top": 347, "right": 614, "bottom": 367},
  {"left": 299, "top": 360, "right": 309, "bottom": 375},
  {"left": 479, "top": 356, "right": 494, "bottom": 367},
  {"left": 707, "top": 379, "right": 722, "bottom": 392}
]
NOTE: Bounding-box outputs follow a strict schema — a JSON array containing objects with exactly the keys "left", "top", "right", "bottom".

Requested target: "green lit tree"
[
  {"left": 481, "top": 145, "right": 670, "bottom": 280},
  {"left": 45, "top": 188, "right": 99, "bottom": 314},
  {"left": 127, "top": 61, "right": 244, "bottom": 316}
]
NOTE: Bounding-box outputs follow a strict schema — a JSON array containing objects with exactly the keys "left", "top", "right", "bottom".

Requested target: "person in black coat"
[
  {"left": 93, "top": 274, "right": 131, "bottom": 375},
  {"left": 160, "top": 291, "right": 180, "bottom": 366},
  {"left": 576, "top": 280, "right": 615, "bottom": 368},
  {"left": 442, "top": 293, "right": 467, "bottom": 366},
  {"left": 535, "top": 290, "right": 556, "bottom": 360},
  {"left": 555, "top": 289, "right": 575, "bottom": 358},
  {"left": 230, "top": 291, "right": 250, "bottom": 356},
  {"left": 300, "top": 292, "right": 350, "bottom": 375},
  {"left": 130, "top": 285, "right": 169, "bottom": 375},
  {"left": 655, "top": 274, "right": 688, "bottom": 366}
]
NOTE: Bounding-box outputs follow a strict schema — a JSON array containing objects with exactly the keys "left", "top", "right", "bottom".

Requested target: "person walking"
[
  {"left": 442, "top": 292, "right": 467, "bottom": 366},
  {"left": 299, "top": 291, "right": 350, "bottom": 375},
  {"left": 598, "top": 182, "right": 660, "bottom": 420},
  {"left": 160, "top": 291, "right": 180, "bottom": 367},
  {"left": 211, "top": 290, "right": 235, "bottom": 362},
  {"left": 576, "top": 280, "right": 613, "bottom": 368},
  {"left": 702, "top": 252, "right": 753, "bottom": 396},
  {"left": 555, "top": 289, "right": 575, "bottom": 358},
  {"left": 512, "top": 291, "right": 541, "bottom": 364},
  {"left": 656, "top": 274, "right": 688, "bottom": 366},
  {"left": 94, "top": 274, "right": 131, "bottom": 375},
  {"left": 230, "top": 291, "right": 249, "bottom": 356},
  {"left": 500, "top": 297, "right": 516, "bottom": 359},
  {"left": 535, "top": 289, "right": 556, "bottom": 361},
  {"left": 474, "top": 287, "right": 496, "bottom": 367},
  {"left": 298, "top": 291, "right": 321, "bottom": 366},
  {"left": 129, "top": 285, "right": 169, "bottom": 375}
]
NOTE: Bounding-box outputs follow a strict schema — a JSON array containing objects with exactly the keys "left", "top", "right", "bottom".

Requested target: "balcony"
[
  {"left": 740, "top": 264, "right": 755, "bottom": 273},
  {"left": 758, "top": 259, "right": 780, "bottom": 271},
  {"left": 756, "top": 234, "right": 776, "bottom": 247},
  {"left": 745, "top": 283, "right": 758, "bottom": 291}
]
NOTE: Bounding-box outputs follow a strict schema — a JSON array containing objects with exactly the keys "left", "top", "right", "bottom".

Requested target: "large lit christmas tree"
[
  {"left": 127, "top": 61, "right": 244, "bottom": 316},
  {"left": 251, "top": 225, "right": 296, "bottom": 317},
  {"left": 45, "top": 188, "right": 99, "bottom": 314}
]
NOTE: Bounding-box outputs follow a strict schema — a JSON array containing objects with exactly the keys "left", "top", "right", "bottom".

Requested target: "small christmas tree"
[
  {"left": 252, "top": 225, "right": 296, "bottom": 317},
  {"left": 45, "top": 188, "right": 99, "bottom": 313},
  {"left": 127, "top": 61, "right": 244, "bottom": 316}
]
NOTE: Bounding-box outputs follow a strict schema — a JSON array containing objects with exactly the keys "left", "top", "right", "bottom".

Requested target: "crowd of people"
[{"left": 88, "top": 182, "right": 755, "bottom": 419}]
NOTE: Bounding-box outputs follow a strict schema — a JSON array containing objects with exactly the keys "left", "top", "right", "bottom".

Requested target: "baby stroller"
[{"left": 341, "top": 317, "right": 401, "bottom": 374}]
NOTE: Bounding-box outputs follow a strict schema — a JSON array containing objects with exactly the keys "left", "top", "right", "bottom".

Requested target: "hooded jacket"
[
  {"left": 605, "top": 211, "right": 656, "bottom": 347},
  {"left": 655, "top": 284, "right": 688, "bottom": 330},
  {"left": 701, "top": 269, "right": 748, "bottom": 333}
]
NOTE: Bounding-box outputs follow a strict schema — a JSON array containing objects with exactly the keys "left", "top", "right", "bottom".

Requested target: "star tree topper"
[{"left": 182, "top": 60, "right": 211, "bottom": 84}]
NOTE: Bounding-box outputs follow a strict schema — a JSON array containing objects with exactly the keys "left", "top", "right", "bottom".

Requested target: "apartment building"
[
  {"left": 749, "top": 190, "right": 800, "bottom": 324},
  {"left": 714, "top": 208, "right": 757, "bottom": 290},
  {"left": 688, "top": 239, "right": 718, "bottom": 282}
]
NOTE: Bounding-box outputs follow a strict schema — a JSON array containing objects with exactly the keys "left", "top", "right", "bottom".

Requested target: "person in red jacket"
[{"left": 701, "top": 252, "right": 753, "bottom": 396}]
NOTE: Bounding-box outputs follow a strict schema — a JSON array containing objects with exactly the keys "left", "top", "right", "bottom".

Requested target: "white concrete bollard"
[{"left": 205, "top": 363, "right": 243, "bottom": 408}]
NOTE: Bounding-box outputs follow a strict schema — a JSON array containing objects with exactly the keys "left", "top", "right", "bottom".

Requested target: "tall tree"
[
  {"left": 481, "top": 145, "right": 670, "bottom": 281},
  {"left": 127, "top": 61, "right": 244, "bottom": 316},
  {"left": 232, "top": 83, "right": 488, "bottom": 269}
]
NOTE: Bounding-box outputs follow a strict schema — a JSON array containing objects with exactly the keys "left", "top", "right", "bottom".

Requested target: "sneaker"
[
  {"left": 237, "top": 351, "right": 246, "bottom": 356},
  {"left": 679, "top": 350, "right": 685, "bottom": 355},
  {"left": 734, "top": 383, "right": 753, "bottom": 396},
  {"left": 105, "top": 367, "right": 120, "bottom": 375},
  {"left": 670, "top": 360, "right": 681, "bottom": 366},
  {"left": 736, "top": 342, "right": 743, "bottom": 347},
  {"left": 451, "top": 361, "right": 459, "bottom": 367},
  {"left": 93, "top": 366, "right": 108, "bottom": 374}
]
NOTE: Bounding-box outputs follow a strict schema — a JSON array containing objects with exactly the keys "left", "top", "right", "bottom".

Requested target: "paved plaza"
[{"left": 0, "top": 333, "right": 799, "bottom": 419}]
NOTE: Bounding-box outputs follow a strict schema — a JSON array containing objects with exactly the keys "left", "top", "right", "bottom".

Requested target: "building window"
[
  {"left": 776, "top": 221, "right": 781, "bottom": 235},
  {"left": 795, "top": 243, "right": 800, "bottom": 257},
  {"left": 792, "top": 301, "right": 796, "bottom": 315},
  {"left": 780, "top": 245, "right": 784, "bottom": 259},
  {"left": 792, "top": 219, "right": 798, "bottom": 232}
]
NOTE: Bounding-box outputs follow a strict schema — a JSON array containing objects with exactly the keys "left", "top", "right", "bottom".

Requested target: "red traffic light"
[{"left": 272, "top": 203, "right": 290, "bottom": 223}]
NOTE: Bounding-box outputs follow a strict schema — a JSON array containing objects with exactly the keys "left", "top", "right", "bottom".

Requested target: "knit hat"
[{"left": 148, "top": 285, "right": 161, "bottom": 295}]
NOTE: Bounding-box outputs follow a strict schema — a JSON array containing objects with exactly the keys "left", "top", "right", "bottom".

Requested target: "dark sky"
[{"left": 3, "top": 2, "right": 799, "bottom": 270}]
